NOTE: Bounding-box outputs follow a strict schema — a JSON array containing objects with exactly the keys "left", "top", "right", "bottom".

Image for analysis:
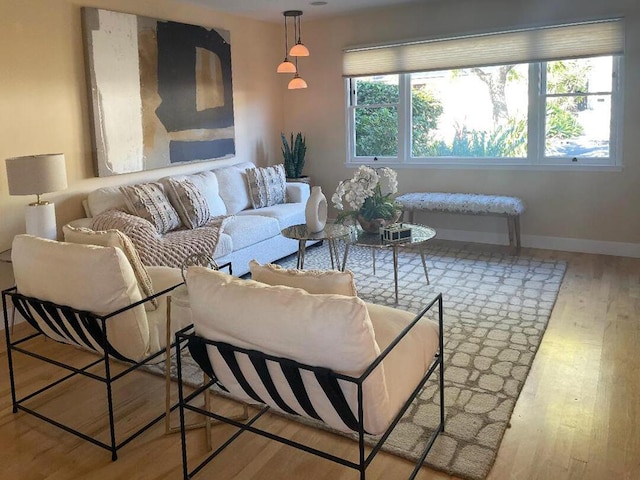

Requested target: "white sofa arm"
[{"left": 286, "top": 182, "right": 310, "bottom": 204}]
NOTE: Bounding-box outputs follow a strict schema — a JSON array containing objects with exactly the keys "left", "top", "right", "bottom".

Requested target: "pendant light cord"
[{"left": 283, "top": 15, "right": 289, "bottom": 57}]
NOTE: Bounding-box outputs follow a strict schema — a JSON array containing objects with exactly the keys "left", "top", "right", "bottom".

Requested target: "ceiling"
[{"left": 177, "top": 0, "right": 421, "bottom": 23}]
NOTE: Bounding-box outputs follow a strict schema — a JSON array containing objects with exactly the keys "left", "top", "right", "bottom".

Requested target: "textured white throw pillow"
[
  {"left": 120, "top": 182, "right": 181, "bottom": 233},
  {"left": 246, "top": 164, "right": 287, "bottom": 209},
  {"left": 249, "top": 260, "right": 357, "bottom": 297},
  {"left": 165, "top": 178, "right": 211, "bottom": 229}
]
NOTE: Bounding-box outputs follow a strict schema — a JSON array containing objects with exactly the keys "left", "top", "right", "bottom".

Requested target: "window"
[{"left": 344, "top": 20, "right": 624, "bottom": 169}]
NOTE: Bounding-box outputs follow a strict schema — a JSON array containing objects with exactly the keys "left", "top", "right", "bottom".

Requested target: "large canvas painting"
[{"left": 82, "top": 8, "right": 235, "bottom": 177}]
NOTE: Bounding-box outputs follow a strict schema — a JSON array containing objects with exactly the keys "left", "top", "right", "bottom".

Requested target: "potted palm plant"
[{"left": 281, "top": 132, "right": 309, "bottom": 184}]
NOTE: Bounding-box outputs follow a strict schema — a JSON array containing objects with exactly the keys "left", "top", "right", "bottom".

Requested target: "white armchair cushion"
[
  {"left": 366, "top": 302, "right": 440, "bottom": 420},
  {"left": 187, "top": 267, "right": 392, "bottom": 434},
  {"left": 249, "top": 260, "right": 357, "bottom": 296},
  {"left": 62, "top": 225, "right": 158, "bottom": 311},
  {"left": 145, "top": 266, "right": 188, "bottom": 353},
  {"left": 12, "top": 235, "right": 150, "bottom": 361}
]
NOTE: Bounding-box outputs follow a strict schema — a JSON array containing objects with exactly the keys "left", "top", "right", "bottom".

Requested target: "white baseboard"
[{"left": 435, "top": 228, "right": 640, "bottom": 258}]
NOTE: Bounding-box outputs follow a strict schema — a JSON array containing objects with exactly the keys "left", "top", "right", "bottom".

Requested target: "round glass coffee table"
[
  {"left": 343, "top": 223, "right": 436, "bottom": 303},
  {"left": 281, "top": 223, "right": 353, "bottom": 270}
]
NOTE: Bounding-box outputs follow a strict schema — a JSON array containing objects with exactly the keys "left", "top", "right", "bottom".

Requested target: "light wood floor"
[{"left": 0, "top": 245, "right": 638, "bottom": 480}]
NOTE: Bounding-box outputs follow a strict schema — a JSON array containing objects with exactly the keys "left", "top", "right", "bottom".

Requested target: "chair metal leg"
[
  {"left": 165, "top": 297, "right": 174, "bottom": 434},
  {"left": 101, "top": 319, "right": 118, "bottom": 461}
]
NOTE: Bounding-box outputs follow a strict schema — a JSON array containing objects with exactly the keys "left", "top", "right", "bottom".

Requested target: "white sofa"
[{"left": 66, "top": 161, "right": 311, "bottom": 277}]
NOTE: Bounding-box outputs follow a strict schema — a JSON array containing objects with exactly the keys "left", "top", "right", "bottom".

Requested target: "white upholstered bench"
[{"left": 396, "top": 192, "right": 526, "bottom": 250}]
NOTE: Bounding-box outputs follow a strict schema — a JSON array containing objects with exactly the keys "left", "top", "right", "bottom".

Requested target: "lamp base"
[{"left": 25, "top": 203, "right": 57, "bottom": 240}]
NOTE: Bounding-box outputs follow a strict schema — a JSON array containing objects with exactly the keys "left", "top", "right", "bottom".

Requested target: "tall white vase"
[{"left": 305, "top": 186, "right": 327, "bottom": 233}]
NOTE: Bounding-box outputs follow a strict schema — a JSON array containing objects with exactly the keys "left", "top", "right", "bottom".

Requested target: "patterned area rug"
[{"left": 159, "top": 240, "right": 566, "bottom": 480}]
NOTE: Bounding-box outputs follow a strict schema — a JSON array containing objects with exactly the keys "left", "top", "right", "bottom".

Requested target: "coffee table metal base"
[{"left": 343, "top": 224, "right": 436, "bottom": 304}]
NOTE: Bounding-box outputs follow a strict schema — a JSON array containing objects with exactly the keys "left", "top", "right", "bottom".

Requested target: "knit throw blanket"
[{"left": 92, "top": 209, "right": 226, "bottom": 268}]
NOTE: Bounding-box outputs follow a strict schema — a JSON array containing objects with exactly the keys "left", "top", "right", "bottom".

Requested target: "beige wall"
[
  {"left": 0, "top": 0, "right": 284, "bottom": 256},
  {"left": 289, "top": 0, "right": 640, "bottom": 253}
]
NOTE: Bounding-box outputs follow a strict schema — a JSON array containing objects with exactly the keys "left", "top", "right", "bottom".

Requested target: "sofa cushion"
[
  {"left": 160, "top": 171, "right": 226, "bottom": 217},
  {"left": 165, "top": 178, "right": 211, "bottom": 229},
  {"left": 120, "top": 182, "right": 181, "bottom": 233},
  {"left": 246, "top": 164, "right": 287, "bottom": 209},
  {"left": 214, "top": 165, "right": 252, "bottom": 214},
  {"left": 249, "top": 260, "right": 357, "bottom": 296},
  {"left": 11, "top": 235, "right": 150, "bottom": 362},
  {"left": 186, "top": 267, "right": 390, "bottom": 433},
  {"left": 62, "top": 225, "right": 158, "bottom": 311},
  {"left": 237, "top": 202, "right": 305, "bottom": 229},
  {"left": 221, "top": 215, "right": 280, "bottom": 251}
]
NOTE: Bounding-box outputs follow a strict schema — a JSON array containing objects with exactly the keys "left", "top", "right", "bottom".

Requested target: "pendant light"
[
  {"left": 278, "top": 11, "right": 308, "bottom": 89},
  {"left": 289, "top": 11, "right": 310, "bottom": 57},
  {"left": 276, "top": 11, "right": 296, "bottom": 73}
]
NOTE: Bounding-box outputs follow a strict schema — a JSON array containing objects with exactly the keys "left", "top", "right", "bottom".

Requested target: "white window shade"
[{"left": 343, "top": 19, "right": 624, "bottom": 77}]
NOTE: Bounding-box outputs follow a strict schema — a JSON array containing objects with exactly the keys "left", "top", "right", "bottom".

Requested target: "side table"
[{"left": 281, "top": 224, "right": 352, "bottom": 270}]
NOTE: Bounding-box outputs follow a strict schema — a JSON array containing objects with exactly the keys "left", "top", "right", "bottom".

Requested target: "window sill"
[{"left": 347, "top": 160, "right": 623, "bottom": 172}]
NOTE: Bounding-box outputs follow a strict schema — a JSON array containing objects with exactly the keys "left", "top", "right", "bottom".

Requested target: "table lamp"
[{"left": 6, "top": 153, "right": 67, "bottom": 239}]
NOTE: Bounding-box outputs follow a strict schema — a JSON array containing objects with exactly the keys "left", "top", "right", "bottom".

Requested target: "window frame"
[{"left": 345, "top": 56, "right": 623, "bottom": 170}]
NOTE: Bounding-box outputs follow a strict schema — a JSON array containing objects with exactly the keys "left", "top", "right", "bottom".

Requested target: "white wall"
[{"left": 288, "top": 0, "right": 640, "bottom": 256}]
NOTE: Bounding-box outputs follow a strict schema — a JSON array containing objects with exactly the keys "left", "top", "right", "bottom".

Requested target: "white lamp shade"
[
  {"left": 289, "top": 43, "right": 310, "bottom": 57},
  {"left": 288, "top": 75, "right": 308, "bottom": 89},
  {"left": 6, "top": 153, "right": 67, "bottom": 197},
  {"left": 277, "top": 60, "right": 297, "bottom": 73}
]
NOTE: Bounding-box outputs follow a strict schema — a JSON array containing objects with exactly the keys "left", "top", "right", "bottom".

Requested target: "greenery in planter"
[{"left": 281, "top": 132, "right": 307, "bottom": 178}]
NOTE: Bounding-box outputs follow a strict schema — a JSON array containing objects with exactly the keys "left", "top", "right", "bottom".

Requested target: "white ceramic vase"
[{"left": 305, "top": 186, "right": 327, "bottom": 233}]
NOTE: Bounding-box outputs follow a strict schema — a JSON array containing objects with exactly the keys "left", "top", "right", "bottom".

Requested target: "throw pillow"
[
  {"left": 246, "top": 164, "right": 287, "bottom": 209},
  {"left": 120, "top": 182, "right": 181, "bottom": 234},
  {"left": 249, "top": 260, "right": 357, "bottom": 297},
  {"left": 165, "top": 178, "right": 211, "bottom": 229},
  {"left": 62, "top": 225, "right": 158, "bottom": 311},
  {"left": 214, "top": 165, "right": 252, "bottom": 214}
]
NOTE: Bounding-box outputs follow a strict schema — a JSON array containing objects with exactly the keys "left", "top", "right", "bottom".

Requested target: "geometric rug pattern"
[
  {"left": 276, "top": 241, "right": 566, "bottom": 480},
  {"left": 156, "top": 240, "right": 566, "bottom": 480}
]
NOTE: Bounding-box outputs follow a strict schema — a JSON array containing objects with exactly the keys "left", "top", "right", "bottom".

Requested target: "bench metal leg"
[
  {"left": 507, "top": 216, "right": 515, "bottom": 249},
  {"left": 514, "top": 215, "right": 522, "bottom": 251}
]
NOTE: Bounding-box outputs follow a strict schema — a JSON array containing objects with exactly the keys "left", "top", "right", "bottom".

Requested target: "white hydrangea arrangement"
[{"left": 332, "top": 166, "right": 401, "bottom": 224}]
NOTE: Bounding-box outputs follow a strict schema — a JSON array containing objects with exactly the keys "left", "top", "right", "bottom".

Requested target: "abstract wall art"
[{"left": 82, "top": 8, "right": 235, "bottom": 177}]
